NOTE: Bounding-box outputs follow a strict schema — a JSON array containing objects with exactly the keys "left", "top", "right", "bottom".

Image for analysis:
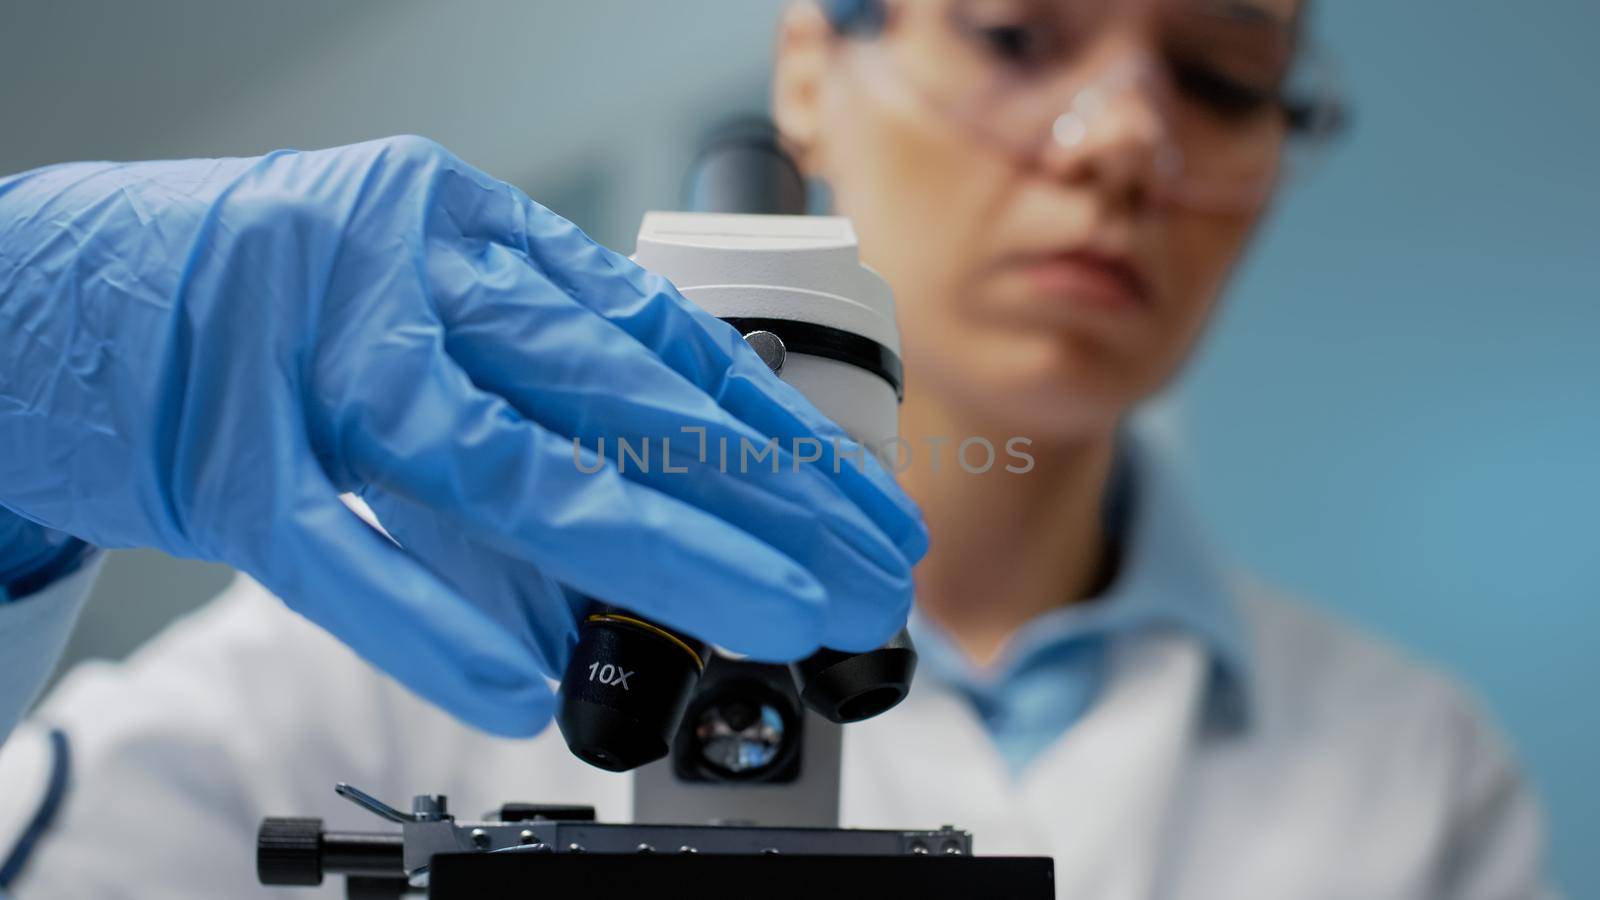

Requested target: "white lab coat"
[{"left": 0, "top": 571, "right": 1552, "bottom": 899}]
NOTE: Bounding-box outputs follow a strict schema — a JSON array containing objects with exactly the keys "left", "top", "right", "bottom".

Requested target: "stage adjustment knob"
[{"left": 257, "top": 816, "right": 324, "bottom": 886}]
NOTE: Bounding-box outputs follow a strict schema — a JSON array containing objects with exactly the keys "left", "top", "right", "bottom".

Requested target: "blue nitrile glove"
[
  {"left": 0, "top": 136, "right": 927, "bottom": 736},
  {"left": 0, "top": 509, "right": 90, "bottom": 603}
]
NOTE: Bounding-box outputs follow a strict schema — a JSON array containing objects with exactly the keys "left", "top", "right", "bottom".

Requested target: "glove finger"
[
  {"left": 355, "top": 487, "right": 582, "bottom": 675},
  {"left": 429, "top": 177, "right": 926, "bottom": 567},
  {"left": 365, "top": 268, "right": 912, "bottom": 650},
  {"left": 338, "top": 347, "right": 834, "bottom": 659},
  {"left": 256, "top": 457, "right": 556, "bottom": 737},
  {"left": 521, "top": 216, "right": 930, "bottom": 567}
]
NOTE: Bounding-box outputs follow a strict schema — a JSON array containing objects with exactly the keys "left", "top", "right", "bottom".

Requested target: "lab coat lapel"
[
  {"left": 1022, "top": 631, "right": 1207, "bottom": 900},
  {"left": 842, "top": 631, "right": 1207, "bottom": 897},
  {"left": 841, "top": 676, "right": 1054, "bottom": 856}
]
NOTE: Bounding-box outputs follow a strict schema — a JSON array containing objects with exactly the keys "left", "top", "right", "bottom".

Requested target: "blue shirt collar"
[{"left": 910, "top": 436, "right": 1254, "bottom": 732}]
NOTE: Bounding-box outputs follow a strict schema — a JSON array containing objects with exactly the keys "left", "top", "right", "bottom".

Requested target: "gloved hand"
[{"left": 0, "top": 136, "right": 927, "bottom": 736}]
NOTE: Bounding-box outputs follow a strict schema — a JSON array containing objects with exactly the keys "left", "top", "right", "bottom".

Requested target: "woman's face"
[{"left": 775, "top": 0, "right": 1302, "bottom": 443}]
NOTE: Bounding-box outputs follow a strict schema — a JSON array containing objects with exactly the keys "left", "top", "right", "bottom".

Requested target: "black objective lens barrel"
[
  {"left": 555, "top": 609, "right": 917, "bottom": 771},
  {"left": 555, "top": 604, "right": 709, "bottom": 772},
  {"left": 790, "top": 628, "right": 917, "bottom": 724}
]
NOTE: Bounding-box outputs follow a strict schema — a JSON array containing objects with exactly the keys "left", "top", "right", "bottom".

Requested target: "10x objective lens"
[{"left": 555, "top": 605, "right": 707, "bottom": 773}]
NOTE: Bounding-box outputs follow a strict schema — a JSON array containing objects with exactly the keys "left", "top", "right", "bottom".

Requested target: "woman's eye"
[
  {"left": 1170, "top": 57, "right": 1277, "bottom": 119},
  {"left": 981, "top": 24, "right": 1040, "bottom": 60},
  {"left": 964, "top": 21, "right": 1060, "bottom": 68}
]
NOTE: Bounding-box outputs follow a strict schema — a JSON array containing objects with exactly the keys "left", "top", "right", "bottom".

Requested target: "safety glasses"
[{"left": 821, "top": 0, "right": 1348, "bottom": 213}]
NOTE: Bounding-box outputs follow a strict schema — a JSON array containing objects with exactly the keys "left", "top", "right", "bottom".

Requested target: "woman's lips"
[{"left": 999, "top": 250, "right": 1152, "bottom": 313}]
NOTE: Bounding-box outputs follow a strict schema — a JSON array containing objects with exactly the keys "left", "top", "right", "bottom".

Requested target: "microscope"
[{"left": 255, "top": 125, "right": 1054, "bottom": 899}]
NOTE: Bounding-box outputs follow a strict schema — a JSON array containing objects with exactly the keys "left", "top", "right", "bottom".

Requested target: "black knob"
[
  {"left": 790, "top": 629, "right": 917, "bottom": 723},
  {"left": 258, "top": 817, "right": 324, "bottom": 886}
]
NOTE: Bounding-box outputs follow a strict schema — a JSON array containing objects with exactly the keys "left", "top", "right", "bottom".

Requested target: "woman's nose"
[{"left": 1035, "top": 56, "right": 1179, "bottom": 210}]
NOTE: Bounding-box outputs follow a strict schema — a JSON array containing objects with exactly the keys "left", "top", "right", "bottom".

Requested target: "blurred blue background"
[
  {"left": 2, "top": 0, "right": 1594, "bottom": 892},
  {"left": 1174, "top": 1, "right": 1598, "bottom": 890}
]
